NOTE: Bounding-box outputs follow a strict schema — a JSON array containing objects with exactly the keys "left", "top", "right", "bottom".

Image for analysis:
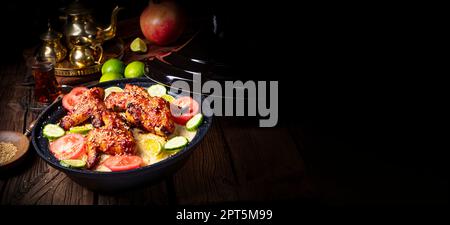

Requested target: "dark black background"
[{"left": 0, "top": 0, "right": 446, "bottom": 206}]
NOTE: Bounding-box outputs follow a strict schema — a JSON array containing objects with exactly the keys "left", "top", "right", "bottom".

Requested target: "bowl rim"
[
  {"left": 0, "top": 130, "right": 30, "bottom": 167},
  {"left": 31, "top": 78, "right": 213, "bottom": 175}
]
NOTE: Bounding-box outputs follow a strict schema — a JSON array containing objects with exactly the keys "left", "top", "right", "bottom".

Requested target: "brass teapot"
[
  {"left": 36, "top": 23, "right": 67, "bottom": 63},
  {"left": 62, "top": 0, "right": 122, "bottom": 67},
  {"left": 69, "top": 41, "right": 103, "bottom": 68}
]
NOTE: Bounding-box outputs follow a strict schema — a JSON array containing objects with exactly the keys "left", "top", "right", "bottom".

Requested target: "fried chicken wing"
[
  {"left": 60, "top": 87, "right": 106, "bottom": 130},
  {"left": 125, "top": 97, "right": 175, "bottom": 136},
  {"left": 58, "top": 84, "right": 174, "bottom": 168},
  {"left": 105, "top": 84, "right": 175, "bottom": 136},
  {"left": 104, "top": 84, "right": 150, "bottom": 111},
  {"left": 86, "top": 111, "right": 135, "bottom": 168}
]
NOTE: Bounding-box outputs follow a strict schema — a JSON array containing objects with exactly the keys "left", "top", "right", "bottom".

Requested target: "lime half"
[
  {"left": 130, "top": 38, "right": 148, "bottom": 53},
  {"left": 104, "top": 86, "right": 124, "bottom": 99}
]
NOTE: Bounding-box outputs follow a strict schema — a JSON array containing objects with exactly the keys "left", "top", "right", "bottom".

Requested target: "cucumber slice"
[
  {"left": 161, "top": 94, "right": 175, "bottom": 103},
  {"left": 164, "top": 136, "right": 188, "bottom": 151},
  {"left": 60, "top": 159, "right": 86, "bottom": 168},
  {"left": 43, "top": 124, "right": 65, "bottom": 139},
  {"left": 69, "top": 124, "right": 94, "bottom": 135},
  {"left": 165, "top": 147, "right": 183, "bottom": 154},
  {"left": 147, "top": 84, "right": 167, "bottom": 97},
  {"left": 186, "top": 113, "right": 203, "bottom": 131},
  {"left": 60, "top": 161, "right": 70, "bottom": 168}
]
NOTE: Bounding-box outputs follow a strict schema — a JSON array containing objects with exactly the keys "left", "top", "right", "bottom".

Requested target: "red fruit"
[
  {"left": 103, "top": 155, "right": 144, "bottom": 172},
  {"left": 49, "top": 133, "right": 86, "bottom": 160},
  {"left": 170, "top": 96, "right": 199, "bottom": 125},
  {"left": 62, "top": 87, "right": 88, "bottom": 112},
  {"left": 140, "top": 0, "right": 186, "bottom": 46}
]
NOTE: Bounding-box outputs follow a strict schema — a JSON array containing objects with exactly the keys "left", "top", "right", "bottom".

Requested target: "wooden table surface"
[{"left": 0, "top": 60, "right": 312, "bottom": 205}]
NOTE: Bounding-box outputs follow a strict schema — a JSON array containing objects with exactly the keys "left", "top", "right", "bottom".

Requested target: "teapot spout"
[{"left": 99, "top": 6, "right": 123, "bottom": 42}]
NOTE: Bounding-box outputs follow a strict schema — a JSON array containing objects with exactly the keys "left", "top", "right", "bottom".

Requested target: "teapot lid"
[
  {"left": 40, "top": 22, "right": 62, "bottom": 41},
  {"left": 64, "top": 0, "right": 93, "bottom": 16}
]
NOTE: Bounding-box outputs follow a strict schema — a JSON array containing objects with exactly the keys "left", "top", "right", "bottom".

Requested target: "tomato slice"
[
  {"left": 49, "top": 133, "right": 86, "bottom": 160},
  {"left": 62, "top": 87, "right": 88, "bottom": 112},
  {"left": 170, "top": 96, "right": 199, "bottom": 125},
  {"left": 103, "top": 155, "right": 143, "bottom": 172}
]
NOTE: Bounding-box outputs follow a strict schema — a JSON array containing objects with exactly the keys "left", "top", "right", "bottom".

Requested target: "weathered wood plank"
[
  {"left": 219, "top": 118, "right": 313, "bottom": 201},
  {"left": 0, "top": 61, "right": 95, "bottom": 205},
  {"left": 0, "top": 64, "right": 26, "bottom": 132},
  {"left": 0, "top": 63, "right": 32, "bottom": 204},
  {"left": 172, "top": 120, "right": 239, "bottom": 205},
  {"left": 0, "top": 181, "right": 4, "bottom": 199},
  {"left": 9, "top": 165, "right": 92, "bottom": 205},
  {"left": 97, "top": 181, "right": 169, "bottom": 205},
  {"left": 0, "top": 125, "right": 57, "bottom": 204}
]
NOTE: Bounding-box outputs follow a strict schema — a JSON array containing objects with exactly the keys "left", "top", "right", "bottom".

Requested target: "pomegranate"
[{"left": 140, "top": 0, "right": 186, "bottom": 46}]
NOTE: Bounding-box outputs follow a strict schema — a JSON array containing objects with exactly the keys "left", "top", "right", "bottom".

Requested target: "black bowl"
[{"left": 31, "top": 78, "right": 212, "bottom": 192}]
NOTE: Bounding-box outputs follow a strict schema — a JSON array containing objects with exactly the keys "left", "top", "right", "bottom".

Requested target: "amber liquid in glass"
[{"left": 31, "top": 62, "right": 60, "bottom": 103}]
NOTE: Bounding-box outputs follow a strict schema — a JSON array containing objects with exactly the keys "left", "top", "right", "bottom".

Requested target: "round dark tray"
[{"left": 31, "top": 78, "right": 212, "bottom": 192}]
